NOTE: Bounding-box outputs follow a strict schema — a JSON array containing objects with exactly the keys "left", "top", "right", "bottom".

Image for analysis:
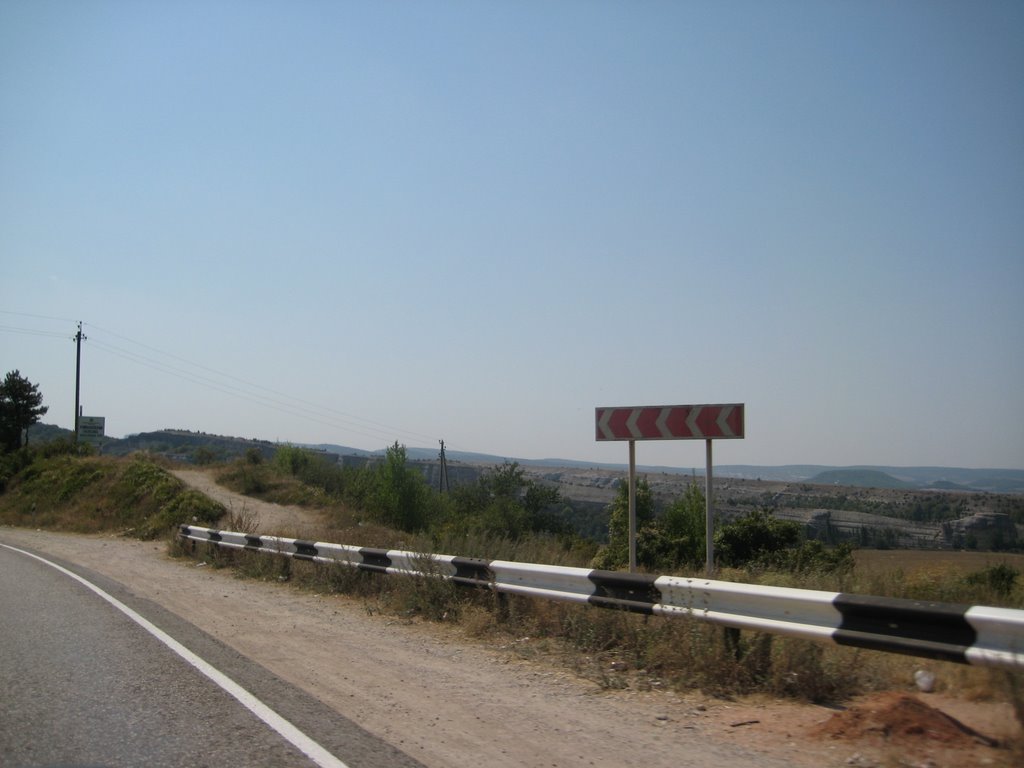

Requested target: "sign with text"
[
  {"left": 595, "top": 404, "right": 744, "bottom": 441},
  {"left": 77, "top": 416, "right": 105, "bottom": 442}
]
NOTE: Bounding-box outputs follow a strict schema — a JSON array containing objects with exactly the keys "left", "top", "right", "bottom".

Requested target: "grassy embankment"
[
  {"left": 0, "top": 441, "right": 224, "bottom": 538},
  {"left": 2, "top": 445, "right": 1022, "bottom": 747}
]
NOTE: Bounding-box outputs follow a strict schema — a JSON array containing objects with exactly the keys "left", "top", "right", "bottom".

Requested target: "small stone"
[{"left": 914, "top": 669, "right": 935, "bottom": 693}]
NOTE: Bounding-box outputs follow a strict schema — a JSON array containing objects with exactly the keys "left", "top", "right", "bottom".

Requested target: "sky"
[{"left": 1, "top": 1, "right": 1022, "bottom": 470}]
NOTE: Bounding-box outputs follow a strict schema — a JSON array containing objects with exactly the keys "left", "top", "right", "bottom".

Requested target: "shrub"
[
  {"left": 274, "top": 444, "right": 312, "bottom": 476},
  {"left": 964, "top": 563, "right": 1019, "bottom": 598},
  {"left": 138, "top": 488, "right": 223, "bottom": 538},
  {"left": 715, "top": 507, "right": 801, "bottom": 568},
  {"left": 591, "top": 477, "right": 655, "bottom": 570},
  {"left": 365, "top": 442, "right": 436, "bottom": 532},
  {"left": 441, "top": 461, "right": 566, "bottom": 541}
]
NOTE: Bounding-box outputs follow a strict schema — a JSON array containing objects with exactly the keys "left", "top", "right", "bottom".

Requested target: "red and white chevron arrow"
[{"left": 595, "top": 404, "right": 744, "bottom": 441}]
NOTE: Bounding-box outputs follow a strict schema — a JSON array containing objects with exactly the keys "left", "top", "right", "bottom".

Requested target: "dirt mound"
[{"left": 814, "top": 693, "right": 1000, "bottom": 748}]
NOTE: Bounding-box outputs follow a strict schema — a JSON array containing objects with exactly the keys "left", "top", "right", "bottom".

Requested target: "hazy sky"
[{"left": 2, "top": 1, "right": 1022, "bottom": 469}]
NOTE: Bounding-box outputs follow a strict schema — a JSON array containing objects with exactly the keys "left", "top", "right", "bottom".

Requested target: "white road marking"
[{"left": 1, "top": 543, "right": 349, "bottom": 768}]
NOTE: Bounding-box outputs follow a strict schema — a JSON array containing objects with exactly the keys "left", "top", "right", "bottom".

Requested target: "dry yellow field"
[{"left": 855, "top": 549, "right": 1024, "bottom": 577}]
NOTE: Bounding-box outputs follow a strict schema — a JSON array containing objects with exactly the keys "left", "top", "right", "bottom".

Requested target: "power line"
[
  {"left": 3, "top": 314, "right": 451, "bottom": 450},
  {"left": 0, "top": 324, "right": 70, "bottom": 340},
  {"left": 85, "top": 321, "right": 439, "bottom": 445},
  {"left": 88, "top": 338, "right": 406, "bottom": 445},
  {"left": 0, "top": 309, "right": 79, "bottom": 324},
  {"left": 81, "top": 325, "right": 444, "bottom": 448}
]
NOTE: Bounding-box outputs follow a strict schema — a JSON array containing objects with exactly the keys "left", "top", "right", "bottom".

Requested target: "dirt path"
[
  {"left": 1, "top": 472, "right": 1017, "bottom": 767},
  {"left": 171, "top": 469, "right": 326, "bottom": 536}
]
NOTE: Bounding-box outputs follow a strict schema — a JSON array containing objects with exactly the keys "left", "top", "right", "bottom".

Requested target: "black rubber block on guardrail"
[
  {"left": 587, "top": 570, "right": 661, "bottom": 614},
  {"left": 832, "top": 594, "right": 976, "bottom": 663},
  {"left": 450, "top": 557, "right": 494, "bottom": 587},
  {"left": 292, "top": 540, "right": 319, "bottom": 561},
  {"left": 358, "top": 548, "right": 393, "bottom": 573}
]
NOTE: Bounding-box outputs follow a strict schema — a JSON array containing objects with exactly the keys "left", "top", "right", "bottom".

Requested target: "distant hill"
[
  {"left": 26, "top": 423, "right": 74, "bottom": 444},
  {"left": 714, "top": 465, "right": 1024, "bottom": 493},
  {"left": 807, "top": 469, "right": 913, "bottom": 489},
  {"left": 105, "top": 429, "right": 278, "bottom": 463}
]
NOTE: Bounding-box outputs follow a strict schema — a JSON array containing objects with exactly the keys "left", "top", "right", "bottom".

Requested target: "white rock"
[{"left": 914, "top": 669, "right": 935, "bottom": 693}]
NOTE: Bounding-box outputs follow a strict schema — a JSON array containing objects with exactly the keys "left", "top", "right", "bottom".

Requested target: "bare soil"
[
  {"left": 1, "top": 470, "right": 1019, "bottom": 768},
  {"left": 171, "top": 469, "right": 326, "bottom": 537}
]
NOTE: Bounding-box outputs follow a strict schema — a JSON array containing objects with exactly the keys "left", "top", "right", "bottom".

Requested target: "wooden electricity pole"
[
  {"left": 73, "top": 322, "right": 86, "bottom": 442},
  {"left": 438, "top": 439, "right": 450, "bottom": 493}
]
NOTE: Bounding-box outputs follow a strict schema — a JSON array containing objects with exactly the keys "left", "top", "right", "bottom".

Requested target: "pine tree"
[{"left": 0, "top": 370, "right": 49, "bottom": 451}]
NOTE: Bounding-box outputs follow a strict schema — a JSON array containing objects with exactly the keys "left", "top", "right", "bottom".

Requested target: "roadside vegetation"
[
  {"left": 3, "top": 439, "right": 1022, "bottom": 745},
  {"left": 0, "top": 440, "right": 223, "bottom": 538}
]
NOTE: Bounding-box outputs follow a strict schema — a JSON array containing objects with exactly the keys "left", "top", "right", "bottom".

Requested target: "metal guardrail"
[{"left": 179, "top": 525, "right": 1024, "bottom": 670}]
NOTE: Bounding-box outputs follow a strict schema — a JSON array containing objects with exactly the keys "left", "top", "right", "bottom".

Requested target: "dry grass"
[
  {"left": 176, "top": 533, "right": 1023, "bottom": 720},
  {"left": 855, "top": 549, "right": 1024, "bottom": 579}
]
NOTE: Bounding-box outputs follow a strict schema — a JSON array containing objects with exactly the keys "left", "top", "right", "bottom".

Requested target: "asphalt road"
[{"left": 0, "top": 543, "right": 425, "bottom": 768}]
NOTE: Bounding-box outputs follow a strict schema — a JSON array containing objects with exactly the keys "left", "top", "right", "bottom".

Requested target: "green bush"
[
  {"left": 592, "top": 478, "right": 711, "bottom": 573},
  {"left": 714, "top": 508, "right": 801, "bottom": 568},
  {"left": 0, "top": 438, "right": 92, "bottom": 492},
  {"left": 138, "top": 488, "right": 223, "bottom": 538},
  {"left": 591, "top": 477, "right": 655, "bottom": 570},
  {"left": 441, "top": 461, "right": 566, "bottom": 541},
  {"left": 366, "top": 442, "right": 436, "bottom": 532},
  {"left": 112, "top": 457, "right": 227, "bottom": 539},
  {"left": 964, "top": 563, "right": 1019, "bottom": 598},
  {"left": 274, "top": 444, "right": 312, "bottom": 476}
]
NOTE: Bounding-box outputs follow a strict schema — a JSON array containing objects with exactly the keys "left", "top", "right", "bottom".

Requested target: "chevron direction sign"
[{"left": 595, "top": 403, "right": 744, "bottom": 441}]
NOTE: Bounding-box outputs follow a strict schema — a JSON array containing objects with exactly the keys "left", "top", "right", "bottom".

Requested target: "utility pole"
[
  {"left": 73, "top": 322, "right": 86, "bottom": 442},
  {"left": 438, "top": 439, "right": 450, "bottom": 493}
]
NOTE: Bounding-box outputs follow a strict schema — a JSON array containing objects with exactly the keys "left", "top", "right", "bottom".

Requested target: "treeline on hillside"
[
  {"left": 730, "top": 488, "right": 1024, "bottom": 526},
  {"left": 27, "top": 422, "right": 1024, "bottom": 531},
  {"left": 228, "top": 442, "right": 582, "bottom": 542},
  {"left": 226, "top": 443, "right": 855, "bottom": 575},
  {"left": 24, "top": 424, "right": 279, "bottom": 464}
]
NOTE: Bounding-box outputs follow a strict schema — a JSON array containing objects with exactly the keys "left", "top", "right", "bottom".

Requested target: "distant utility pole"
[
  {"left": 73, "top": 321, "right": 86, "bottom": 442},
  {"left": 438, "top": 439, "right": 450, "bottom": 493}
]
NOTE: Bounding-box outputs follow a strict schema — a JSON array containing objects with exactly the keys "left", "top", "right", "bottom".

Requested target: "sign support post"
[
  {"left": 596, "top": 403, "right": 745, "bottom": 576},
  {"left": 705, "top": 439, "right": 714, "bottom": 577},
  {"left": 628, "top": 440, "right": 637, "bottom": 572}
]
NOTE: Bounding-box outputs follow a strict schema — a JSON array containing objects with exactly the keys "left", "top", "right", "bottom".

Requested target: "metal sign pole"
[
  {"left": 705, "top": 438, "right": 714, "bottom": 577},
  {"left": 628, "top": 440, "right": 637, "bottom": 573}
]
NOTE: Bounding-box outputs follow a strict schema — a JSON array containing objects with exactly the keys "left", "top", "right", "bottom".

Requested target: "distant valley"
[
  {"left": 29, "top": 423, "right": 1024, "bottom": 494},
  {"left": 22, "top": 424, "right": 1024, "bottom": 551}
]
